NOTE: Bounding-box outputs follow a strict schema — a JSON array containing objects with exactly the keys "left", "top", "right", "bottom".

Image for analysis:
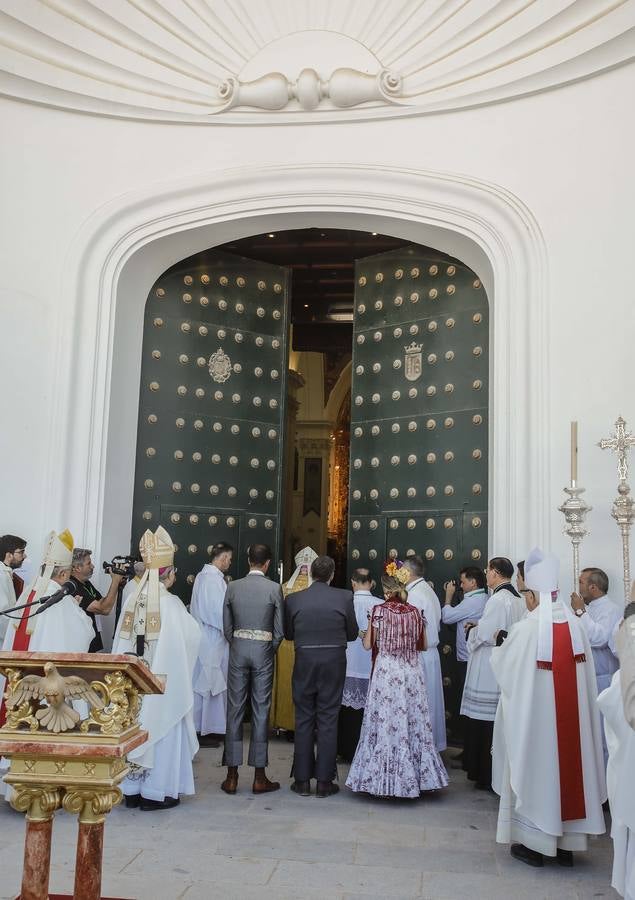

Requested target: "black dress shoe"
[
  {"left": 140, "top": 796, "right": 180, "bottom": 811},
  {"left": 316, "top": 781, "right": 340, "bottom": 798},
  {"left": 197, "top": 734, "right": 222, "bottom": 748},
  {"left": 290, "top": 780, "right": 311, "bottom": 797},
  {"left": 556, "top": 849, "right": 574, "bottom": 867},
  {"left": 124, "top": 794, "right": 140, "bottom": 808},
  {"left": 510, "top": 843, "right": 544, "bottom": 867}
]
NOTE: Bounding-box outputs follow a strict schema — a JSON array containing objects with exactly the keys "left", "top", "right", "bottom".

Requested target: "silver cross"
[{"left": 598, "top": 416, "right": 635, "bottom": 482}]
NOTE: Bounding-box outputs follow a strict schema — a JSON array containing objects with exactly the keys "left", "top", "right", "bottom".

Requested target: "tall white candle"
[{"left": 571, "top": 421, "right": 578, "bottom": 486}]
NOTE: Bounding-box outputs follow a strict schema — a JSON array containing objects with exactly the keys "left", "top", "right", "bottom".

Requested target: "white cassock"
[
  {"left": 599, "top": 669, "right": 635, "bottom": 900},
  {"left": 461, "top": 585, "right": 526, "bottom": 721},
  {"left": 341, "top": 590, "right": 379, "bottom": 709},
  {"left": 113, "top": 583, "right": 201, "bottom": 801},
  {"left": 190, "top": 564, "right": 229, "bottom": 735},
  {"left": 492, "top": 599, "right": 606, "bottom": 856},
  {"left": 406, "top": 578, "right": 446, "bottom": 750}
]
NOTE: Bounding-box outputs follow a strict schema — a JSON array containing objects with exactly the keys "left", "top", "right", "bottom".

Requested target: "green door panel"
[
  {"left": 132, "top": 250, "right": 289, "bottom": 599},
  {"left": 348, "top": 247, "right": 489, "bottom": 746}
]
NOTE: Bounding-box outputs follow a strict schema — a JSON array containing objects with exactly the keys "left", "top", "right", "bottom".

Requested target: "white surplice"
[
  {"left": 580, "top": 595, "right": 622, "bottom": 694},
  {"left": 190, "top": 563, "right": 229, "bottom": 735},
  {"left": 461, "top": 585, "right": 525, "bottom": 721},
  {"left": 342, "top": 590, "right": 379, "bottom": 709},
  {"left": 29, "top": 593, "right": 94, "bottom": 654},
  {"left": 0, "top": 562, "right": 16, "bottom": 642},
  {"left": 406, "top": 578, "right": 446, "bottom": 750},
  {"left": 491, "top": 600, "right": 606, "bottom": 856},
  {"left": 113, "top": 582, "right": 201, "bottom": 800},
  {"left": 599, "top": 669, "right": 635, "bottom": 900}
]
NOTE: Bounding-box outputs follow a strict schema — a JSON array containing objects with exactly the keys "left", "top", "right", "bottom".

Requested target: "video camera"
[{"left": 102, "top": 555, "right": 137, "bottom": 579}]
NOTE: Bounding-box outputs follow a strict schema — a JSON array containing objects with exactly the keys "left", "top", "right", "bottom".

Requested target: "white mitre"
[
  {"left": 119, "top": 526, "right": 174, "bottom": 643},
  {"left": 525, "top": 547, "right": 583, "bottom": 667},
  {"left": 15, "top": 529, "right": 74, "bottom": 635},
  {"left": 286, "top": 546, "right": 318, "bottom": 590}
]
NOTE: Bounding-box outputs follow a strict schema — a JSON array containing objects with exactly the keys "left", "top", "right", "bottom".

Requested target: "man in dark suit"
[
  {"left": 222, "top": 543, "right": 284, "bottom": 795},
  {"left": 284, "top": 555, "right": 358, "bottom": 797}
]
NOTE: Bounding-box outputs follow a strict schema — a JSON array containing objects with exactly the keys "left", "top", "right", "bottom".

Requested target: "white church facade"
[{"left": 1, "top": 1, "right": 634, "bottom": 597}]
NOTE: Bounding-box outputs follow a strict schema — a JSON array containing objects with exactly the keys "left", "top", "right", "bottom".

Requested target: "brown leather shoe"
[
  {"left": 252, "top": 776, "right": 280, "bottom": 794},
  {"left": 221, "top": 771, "right": 238, "bottom": 795},
  {"left": 316, "top": 781, "right": 340, "bottom": 798}
]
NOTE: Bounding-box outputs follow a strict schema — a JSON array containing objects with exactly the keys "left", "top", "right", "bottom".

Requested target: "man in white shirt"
[
  {"left": 338, "top": 568, "right": 380, "bottom": 762},
  {"left": 572, "top": 567, "right": 622, "bottom": 764},
  {"left": 0, "top": 534, "right": 27, "bottom": 642},
  {"left": 461, "top": 556, "right": 525, "bottom": 789},
  {"left": 442, "top": 565, "right": 488, "bottom": 751},
  {"left": 571, "top": 568, "right": 622, "bottom": 695},
  {"left": 190, "top": 542, "right": 233, "bottom": 747},
  {"left": 404, "top": 555, "right": 446, "bottom": 751}
]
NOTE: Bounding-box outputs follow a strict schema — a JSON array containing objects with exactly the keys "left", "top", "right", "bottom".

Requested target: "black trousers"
[
  {"left": 463, "top": 717, "right": 494, "bottom": 787},
  {"left": 337, "top": 706, "right": 364, "bottom": 763},
  {"left": 292, "top": 646, "right": 347, "bottom": 782}
]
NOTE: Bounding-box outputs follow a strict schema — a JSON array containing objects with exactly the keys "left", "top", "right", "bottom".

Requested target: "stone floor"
[{"left": 0, "top": 736, "right": 620, "bottom": 900}]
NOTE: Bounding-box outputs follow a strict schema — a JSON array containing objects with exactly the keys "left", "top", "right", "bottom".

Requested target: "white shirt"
[
  {"left": 406, "top": 578, "right": 441, "bottom": 646},
  {"left": 580, "top": 594, "right": 622, "bottom": 686},
  {"left": 345, "top": 590, "right": 378, "bottom": 680},
  {"left": 441, "top": 589, "right": 488, "bottom": 661}
]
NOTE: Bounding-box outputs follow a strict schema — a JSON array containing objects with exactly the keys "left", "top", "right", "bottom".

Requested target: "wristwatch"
[{"left": 575, "top": 607, "right": 586, "bottom": 617}]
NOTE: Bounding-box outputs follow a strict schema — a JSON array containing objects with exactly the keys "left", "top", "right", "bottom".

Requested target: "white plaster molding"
[
  {"left": 47, "top": 164, "right": 549, "bottom": 567},
  {"left": 218, "top": 67, "right": 402, "bottom": 111},
  {"left": 0, "top": 1, "right": 632, "bottom": 123}
]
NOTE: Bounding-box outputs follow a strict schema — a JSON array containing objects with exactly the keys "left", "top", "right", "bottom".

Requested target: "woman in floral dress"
[{"left": 346, "top": 562, "right": 449, "bottom": 798}]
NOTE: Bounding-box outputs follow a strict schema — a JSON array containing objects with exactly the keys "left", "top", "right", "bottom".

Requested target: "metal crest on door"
[{"left": 404, "top": 341, "right": 423, "bottom": 381}]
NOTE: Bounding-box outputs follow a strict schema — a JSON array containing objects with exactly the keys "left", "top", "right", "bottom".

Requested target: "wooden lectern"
[{"left": 0, "top": 651, "right": 165, "bottom": 900}]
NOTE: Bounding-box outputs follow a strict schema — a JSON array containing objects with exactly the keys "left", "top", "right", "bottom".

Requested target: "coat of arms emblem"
[
  {"left": 208, "top": 348, "right": 232, "bottom": 383},
  {"left": 404, "top": 342, "right": 423, "bottom": 382}
]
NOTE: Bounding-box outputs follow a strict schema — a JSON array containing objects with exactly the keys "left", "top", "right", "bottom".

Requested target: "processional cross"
[{"left": 598, "top": 416, "right": 635, "bottom": 603}]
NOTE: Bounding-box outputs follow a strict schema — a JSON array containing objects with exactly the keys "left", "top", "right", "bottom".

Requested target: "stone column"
[
  {"left": 11, "top": 785, "right": 62, "bottom": 900},
  {"left": 63, "top": 787, "right": 121, "bottom": 900}
]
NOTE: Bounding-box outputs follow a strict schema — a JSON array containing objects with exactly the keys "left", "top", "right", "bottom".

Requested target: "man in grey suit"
[
  {"left": 222, "top": 543, "right": 284, "bottom": 795},
  {"left": 284, "top": 555, "right": 358, "bottom": 798}
]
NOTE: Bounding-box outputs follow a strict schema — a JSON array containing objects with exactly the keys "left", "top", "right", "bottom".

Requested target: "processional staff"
[
  {"left": 558, "top": 421, "right": 592, "bottom": 590},
  {"left": 598, "top": 416, "right": 635, "bottom": 604}
]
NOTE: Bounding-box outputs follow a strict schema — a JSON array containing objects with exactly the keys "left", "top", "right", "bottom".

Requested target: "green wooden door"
[
  {"left": 348, "top": 246, "right": 488, "bottom": 744},
  {"left": 131, "top": 250, "right": 289, "bottom": 600}
]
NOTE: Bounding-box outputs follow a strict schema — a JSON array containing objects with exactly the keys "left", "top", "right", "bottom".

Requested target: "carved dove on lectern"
[{"left": 8, "top": 662, "right": 105, "bottom": 733}]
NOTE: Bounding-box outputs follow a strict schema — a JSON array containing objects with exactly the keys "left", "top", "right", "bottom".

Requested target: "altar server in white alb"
[
  {"left": 113, "top": 526, "right": 201, "bottom": 811},
  {"left": 599, "top": 604, "right": 635, "bottom": 900},
  {"left": 460, "top": 557, "right": 525, "bottom": 790},
  {"left": 403, "top": 555, "right": 446, "bottom": 750},
  {"left": 492, "top": 548, "right": 606, "bottom": 868},
  {"left": 190, "top": 542, "right": 233, "bottom": 746}
]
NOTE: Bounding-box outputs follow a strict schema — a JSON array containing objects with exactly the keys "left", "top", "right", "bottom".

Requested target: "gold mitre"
[
  {"left": 139, "top": 526, "right": 174, "bottom": 570},
  {"left": 43, "top": 529, "right": 74, "bottom": 568}
]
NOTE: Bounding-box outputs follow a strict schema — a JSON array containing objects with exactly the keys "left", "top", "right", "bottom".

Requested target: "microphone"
[{"left": 38, "top": 581, "right": 77, "bottom": 612}]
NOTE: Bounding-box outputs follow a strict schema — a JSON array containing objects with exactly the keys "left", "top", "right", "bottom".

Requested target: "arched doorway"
[{"left": 130, "top": 229, "right": 489, "bottom": 602}]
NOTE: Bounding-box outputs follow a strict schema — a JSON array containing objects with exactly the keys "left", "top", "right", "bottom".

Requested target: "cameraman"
[
  {"left": 70, "top": 548, "right": 123, "bottom": 652},
  {"left": 441, "top": 566, "right": 488, "bottom": 748}
]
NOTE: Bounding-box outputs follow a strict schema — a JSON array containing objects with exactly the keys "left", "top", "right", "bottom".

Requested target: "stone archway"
[{"left": 53, "top": 164, "right": 549, "bottom": 564}]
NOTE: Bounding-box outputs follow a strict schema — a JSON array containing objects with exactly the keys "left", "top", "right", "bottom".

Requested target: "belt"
[
  {"left": 233, "top": 629, "right": 272, "bottom": 642},
  {"left": 298, "top": 644, "right": 345, "bottom": 649}
]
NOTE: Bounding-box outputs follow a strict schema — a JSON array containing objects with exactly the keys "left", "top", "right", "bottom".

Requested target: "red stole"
[
  {"left": 552, "top": 621, "right": 586, "bottom": 821},
  {"left": 0, "top": 589, "right": 36, "bottom": 726}
]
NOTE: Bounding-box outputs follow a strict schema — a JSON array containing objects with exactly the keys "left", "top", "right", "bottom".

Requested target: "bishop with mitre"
[
  {"left": 113, "top": 526, "right": 201, "bottom": 811},
  {"left": 491, "top": 548, "right": 606, "bottom": 867}
]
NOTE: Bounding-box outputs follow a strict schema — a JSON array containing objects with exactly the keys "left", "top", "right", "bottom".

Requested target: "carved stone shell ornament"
[{"left": 208, "top": 348, "right": 232, "bottom": 383}]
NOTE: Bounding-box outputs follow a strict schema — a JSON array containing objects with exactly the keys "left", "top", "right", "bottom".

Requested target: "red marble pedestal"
[
  {"left": 19, "top": 818, "right": 53, "bottom": 900},
  {"left": 73, "top": 820, "right": 104, "bottom": 900}
]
